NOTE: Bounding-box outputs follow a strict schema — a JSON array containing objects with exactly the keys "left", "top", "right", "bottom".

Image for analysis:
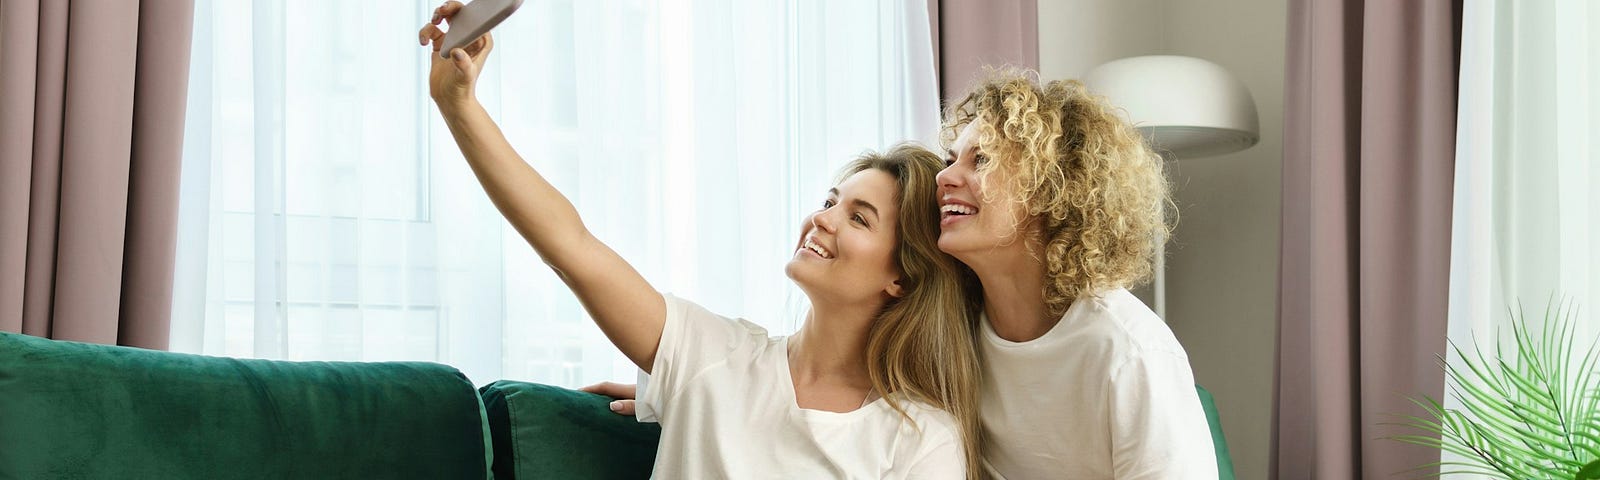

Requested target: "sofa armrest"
[{"left": 479, "top": 380, "right": 660, "bottom": 479}]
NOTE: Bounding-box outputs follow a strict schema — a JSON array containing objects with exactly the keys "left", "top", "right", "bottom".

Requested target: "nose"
[
  {"left": 937, "top": 161, "right": 965, "bottom": 191},
  {"left": 811, "top": 206, "right": 838, "bottom": 233}
]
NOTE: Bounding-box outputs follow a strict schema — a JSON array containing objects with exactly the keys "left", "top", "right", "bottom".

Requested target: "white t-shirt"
[
  {"left": 978, "top": 288, "right": 1217, "bottom": 480},
  {"left": 635, "top": 294, "right": 967, "bottom": 479}
]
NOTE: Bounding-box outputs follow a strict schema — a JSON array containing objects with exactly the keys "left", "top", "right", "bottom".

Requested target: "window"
[{"left": 172, "top": 0, "right": 940, "bottom": 387}]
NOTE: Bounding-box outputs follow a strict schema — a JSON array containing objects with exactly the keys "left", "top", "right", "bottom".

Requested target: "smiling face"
[
  {"left": 785, "top": 169, "right": 905, "bottom": 306},
  {"left": 935, "top": 120, "right": 1038, "bottom": 266},
  {"left": 939, "top": 71, "right": 1174, "bottom": 315}
]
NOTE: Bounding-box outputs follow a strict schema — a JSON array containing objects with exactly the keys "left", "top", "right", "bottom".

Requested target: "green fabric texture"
[
  {"left": 479, "top": 381, "right": 661, "bottom": 480},
  {"left": 0, "top": 332, "right": 491, "bottom": 479},
  {"left": 1197, "top": 384, "right": 1236, "bottom": 480},
  {"left": 475, "top": 380, "right": 1233, "bottom": 479}
]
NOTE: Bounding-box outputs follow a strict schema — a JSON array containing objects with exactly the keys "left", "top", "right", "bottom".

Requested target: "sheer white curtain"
[
  {"left": 172, "top": 0, "right": 940, "bottom": 387},
  {"left": 1446, "top": 0, "right": 1599, "bottom": 475}
]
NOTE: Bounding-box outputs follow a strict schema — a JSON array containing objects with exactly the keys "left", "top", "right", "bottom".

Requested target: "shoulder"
[
  {"left": 1071, "top": 289, "right": 1191, "bottom": 364},
  {"left": 884, "top": 396, "right": 969, "bottom": 477},
  {"left": 664, "top": 293, "right": 772, "bottom": 338},
  {"left": 885, "top": 396, "right": 963, "bottom": 442}
]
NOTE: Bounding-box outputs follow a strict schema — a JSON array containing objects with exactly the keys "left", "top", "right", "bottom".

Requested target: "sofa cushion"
[
  {"left": 0, "top": 332, "right": 492, "bottom": 479},
  {"left": 1197, "top": 384, "right": 1236, "bottom": 480},
  {"left": 479, "top": 380, "right": 660, "bottom": 479}
]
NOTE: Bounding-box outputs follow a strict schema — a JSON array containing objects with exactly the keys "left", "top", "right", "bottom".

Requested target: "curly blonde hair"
[{"left": 942, "top": 68, "right": 1173, "bottom": 316}]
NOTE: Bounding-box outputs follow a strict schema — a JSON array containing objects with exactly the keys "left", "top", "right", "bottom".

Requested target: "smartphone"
[{"left": 438, "top": 0, "right": 524, "bottom": 58}]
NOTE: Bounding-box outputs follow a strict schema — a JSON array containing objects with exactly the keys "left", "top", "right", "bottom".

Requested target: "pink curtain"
[
  {"left": 930, "top": 0, "right": 1039, "bottom": 103},
  {"left": 0, "top": 0, "right": 195, "bottom": 349},
  {"left": 1274, "top": 0, "right": 1461, "bottom": 477}
]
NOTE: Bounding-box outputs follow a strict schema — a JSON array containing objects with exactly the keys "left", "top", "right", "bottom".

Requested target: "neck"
[
  {"left": 788, "top": 300, "right": 877, "bottom": 387},
  {"left": 967, "top": 250, "right": 1058, "bottom": 342}
]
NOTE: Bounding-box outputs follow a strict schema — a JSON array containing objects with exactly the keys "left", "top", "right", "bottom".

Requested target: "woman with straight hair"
[{"left": 420, "top": 2, "right": 982, "bottom": 478}]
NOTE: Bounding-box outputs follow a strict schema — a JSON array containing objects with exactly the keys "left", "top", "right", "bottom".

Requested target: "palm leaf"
[{"left": 1394, "top": 298, "right": 1600, "bottom": 479}]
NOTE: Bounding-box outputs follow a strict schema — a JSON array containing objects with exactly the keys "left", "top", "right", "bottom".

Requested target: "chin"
[
  {"left": 937, "top": 233, "right": 969, "bottom": 256},
  {"left": 785, "top": 264, "right": 823, "bottom": 301},
  {"left": 784, "top": 256, "right": 820, "bottom": 288},
  {"left": 938, "top": 234, "right": 992, "bottom": 266}
]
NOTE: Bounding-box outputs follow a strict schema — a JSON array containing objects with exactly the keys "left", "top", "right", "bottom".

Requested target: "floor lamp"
[{"left": 1083, "top": 55, "right": 1260, "bottom": 320}]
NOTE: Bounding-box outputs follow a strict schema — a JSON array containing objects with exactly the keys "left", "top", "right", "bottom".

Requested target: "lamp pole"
[{"left": 1085, "top": 55, "right": 1260, "bottom": 322}]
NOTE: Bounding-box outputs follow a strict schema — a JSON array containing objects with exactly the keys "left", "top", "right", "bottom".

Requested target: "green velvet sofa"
[
  {"left": 0, "top": 332, "right": 658, "bottom": 479},
  {"left": 0, "top": 332, "right": 1233, "bottom": 479},
  {"left": 0, "top": 332, "right": 493, "bottom": 479}
]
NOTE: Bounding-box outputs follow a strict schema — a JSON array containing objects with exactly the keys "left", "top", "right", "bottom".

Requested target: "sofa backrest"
[{"left": 0, "top": 332, "right": 492, "bottom": 479}]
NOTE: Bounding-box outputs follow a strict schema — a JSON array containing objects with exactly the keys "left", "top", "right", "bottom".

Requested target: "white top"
[
  {"left": 635, "top": 294, "right": 967, "bottom": 479},
  {"left": 978, "top": 288, "right": 1218, "bottom": 480}
]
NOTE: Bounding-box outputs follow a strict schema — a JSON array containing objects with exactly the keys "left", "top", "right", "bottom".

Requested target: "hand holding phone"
[
  {"left": 435, "top": 0, "right": 523, "bottom": 58},
  {"left": 421, "top": 0, "right": 518, "bottom": 104}
]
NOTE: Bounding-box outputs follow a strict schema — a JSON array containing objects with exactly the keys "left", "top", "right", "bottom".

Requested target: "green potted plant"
[{"left": 1396, "top": 300, "right": 1600, "bottom": 479}]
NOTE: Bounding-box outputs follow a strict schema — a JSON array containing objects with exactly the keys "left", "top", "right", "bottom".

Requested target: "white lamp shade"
[{"left": 1083, "top": 55, "right": 1259, "bottom": 159}]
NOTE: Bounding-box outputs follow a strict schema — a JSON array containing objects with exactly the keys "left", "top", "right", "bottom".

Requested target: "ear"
[{"left": 885, "top": 278, "right": 906, "bottom": 299}]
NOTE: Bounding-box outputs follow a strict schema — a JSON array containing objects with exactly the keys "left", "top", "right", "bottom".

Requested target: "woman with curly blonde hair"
[
  {"left": 938, "top": 68, "right": 1216, "bottom": 479},
  {"left": 584, "top": 66, "right": 1212, "bottom": 478}
]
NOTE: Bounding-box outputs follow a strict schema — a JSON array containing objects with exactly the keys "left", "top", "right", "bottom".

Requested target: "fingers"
[
  {"left": 422, "top": 2, "right": 493, "bottom": 66},
  {"left": 418, "top": 23, "right": 444, "bottom": 48},
  {"left": 432, "top": 1, "right": 465, "bottom": 25},
  {"left": 469, "top": 33, "right": 494, "bottom": 67},
  {"left": 449, "top": 48, "right": 472, "bottom": 73},
  {"left": 422, "top": 1, "right": 464, "bottom": 49},
  {"left": 578, "top": 381, "right": 639, "bottom": 399},
  {"left": 578, "top": 382, "right": 639, "bottom": 416}
]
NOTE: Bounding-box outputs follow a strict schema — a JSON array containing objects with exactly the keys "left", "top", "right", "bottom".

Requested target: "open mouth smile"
[
  {"left": 801, "top": 237, "right": 833, "bottom": 259},
  {"left": 940, "top": 199, "right": 978, "bottom": 226}
]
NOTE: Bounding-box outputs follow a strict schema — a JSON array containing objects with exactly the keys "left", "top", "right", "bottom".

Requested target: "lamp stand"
[{"left": 1155, "top": 240, "right": 1166, "bottom": 320}]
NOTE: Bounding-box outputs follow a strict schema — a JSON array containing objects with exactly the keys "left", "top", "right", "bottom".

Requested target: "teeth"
[
  {"left": 803, "top": 238, "right": 832, "bottom": 258},
  {"left": 941, "top": 204, "right": 977, "bottom": 215}
]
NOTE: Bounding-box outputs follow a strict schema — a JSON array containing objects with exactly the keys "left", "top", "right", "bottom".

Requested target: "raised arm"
[{"left": 420, "top": 1, "right": 665, "bottom": 371}]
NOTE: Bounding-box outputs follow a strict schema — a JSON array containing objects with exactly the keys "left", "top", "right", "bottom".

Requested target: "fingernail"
[{"left": 609, "top": 401, "right": 622, "bottom": 412}]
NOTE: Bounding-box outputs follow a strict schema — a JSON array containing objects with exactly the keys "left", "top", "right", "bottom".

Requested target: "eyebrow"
[{"left": 827, "top": 188, "right": 881, "bottom": 220}]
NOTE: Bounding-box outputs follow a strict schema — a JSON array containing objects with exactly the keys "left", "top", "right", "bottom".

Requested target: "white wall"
[
  {"left": 1037, "top": 1, "right": 1286, "bottom": 479},
  {"left": 1037, "top": 0, "right": 1165, "bottom": 81}
]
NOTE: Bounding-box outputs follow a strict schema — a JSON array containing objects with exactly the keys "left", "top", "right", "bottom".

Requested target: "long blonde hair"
[
  {"left": 843, "top": 144, "right": 983, "bottom": 480},
  {"left": 942, "top": 68, "right": 1174, "bottom": 316}
]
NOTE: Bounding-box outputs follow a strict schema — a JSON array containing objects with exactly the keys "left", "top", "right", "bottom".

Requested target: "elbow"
[
  {"left": 538, "top": 229, "right": 597, "bottom": 282},
  {"left": 545, "top": 259, "right": 573, "bottom": 283}
]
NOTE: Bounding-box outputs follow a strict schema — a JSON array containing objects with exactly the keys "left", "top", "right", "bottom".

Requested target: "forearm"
[
  {"left": 431, "top": 97, "right": 666, "bottom": 369},
  {"left": 436, "top": 99, "right": 588, "bottom": 260},
  {"left": 417, "top": 2, "right": 664, "bottom": 368}
]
